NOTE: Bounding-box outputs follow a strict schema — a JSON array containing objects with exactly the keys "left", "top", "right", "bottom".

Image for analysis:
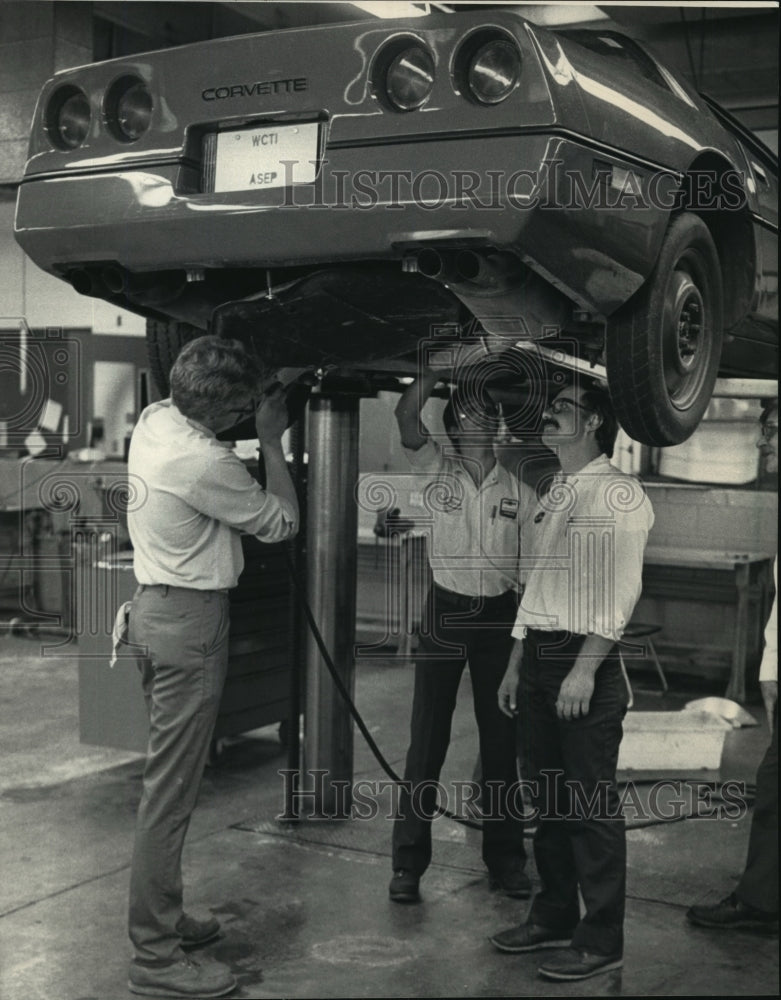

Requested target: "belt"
[
  {"left": 137, "top": 584, "right": 229, "bottom": 596},
  {"left": 433, "top": 582, "right": 515, "bottom": 604}
]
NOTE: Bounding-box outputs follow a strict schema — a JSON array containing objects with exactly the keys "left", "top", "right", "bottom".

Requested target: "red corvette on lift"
[{"left": 14, "top": 9, "right": 778, "bottom": 444}]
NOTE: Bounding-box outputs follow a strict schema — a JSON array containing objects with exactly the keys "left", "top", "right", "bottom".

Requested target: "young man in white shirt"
[
  {"left": 687, "top": 397, "right": 778, "bottom": 934},
  {"left": 490, "top": 380, "right": 654, "bottom": 982},
  {"left": 126, "top": 336, "right": 299, "bottom": 999},
  {"left": 389, "top": 369, "right": 535, "bottom": 904}
]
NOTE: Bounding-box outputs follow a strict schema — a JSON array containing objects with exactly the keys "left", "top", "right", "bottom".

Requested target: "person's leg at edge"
[
  {"left": 685, "top": 707, "right": 778, "bottom": 932},
  {"left": 736, "top": 709, "right": 778, "bottom": 914}
]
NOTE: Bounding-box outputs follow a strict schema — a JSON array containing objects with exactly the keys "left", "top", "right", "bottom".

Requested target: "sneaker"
[
  {"left": 538, "top": 948, "right": 623, "bottom": 981},
  {"left": 389, "top": 869, "right": 421, "bottom": 903},
  {"left": 178, "top": 913, "right": 220, "bottom": 949},
  {"left": 488, "top": 867, "right": 532, "bottom": 900},
  {"left": 128, "top": 957, "right": 236, "bottom": 997},
  {"left": 686, "top": 893, "right": 779, "bottom": 933},
  {"left": 489, "top": 921, "right": 573, "bottom": 954}
]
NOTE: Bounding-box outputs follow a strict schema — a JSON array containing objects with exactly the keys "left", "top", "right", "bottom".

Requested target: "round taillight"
[
  {"left": 467, "top": 39, "right": 521, "bottom": 105},
  {"left": 46, "top": 87, "right": 91, "bottom": 150},
  {"left": 385, "top": 46, "right": 435, "bottom": 111},
  {"left": 106, "top": 76, "right": 153, "bottom": 142}
]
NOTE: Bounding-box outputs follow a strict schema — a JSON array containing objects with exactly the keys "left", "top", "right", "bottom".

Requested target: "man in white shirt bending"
[{"left": 126, "top": 336, "right": 299, "bottom": 999}]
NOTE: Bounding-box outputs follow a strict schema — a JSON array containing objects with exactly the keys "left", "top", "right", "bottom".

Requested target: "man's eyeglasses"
[
  {"left": 547, "top": 397, "right": 594, "bottom": 416},
  {"left": 760, "top": 421, "right": 778, "bottom": 441}
]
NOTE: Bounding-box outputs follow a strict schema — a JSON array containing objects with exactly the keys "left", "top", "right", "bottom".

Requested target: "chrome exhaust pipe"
[
  {"left": 419, "top": 249, "right": 572, "bottom": 343},
  {"left": 67, "top": 267, "right": 104, "bottom": 297},
  {"left": 101, "top": 266, "right": 188, "bottom": 305},
  {"left": 415, "top": 248, "right": 461, "bottom": 282},
  {"left": 455, "top": 249, "right": 521, "bottom": 289},
  {"left": 100, "top": 265, "right": 125, "bottom": 295}
]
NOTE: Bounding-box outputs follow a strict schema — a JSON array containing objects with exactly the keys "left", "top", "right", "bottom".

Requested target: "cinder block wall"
[
  {"left": 646, "top": 484, "right": 778, "bottom": 556},
  {"left": 0, "top": 1, "right": 92, "bottom": 185}
]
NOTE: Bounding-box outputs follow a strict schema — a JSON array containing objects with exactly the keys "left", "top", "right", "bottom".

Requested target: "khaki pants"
[{"left": 128, "top": 584, "right": 230, "bottom": 966}]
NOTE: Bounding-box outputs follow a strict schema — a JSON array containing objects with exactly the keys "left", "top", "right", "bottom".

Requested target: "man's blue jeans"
[{"left": 127, "top": 584, "right": 230, "bottom": 966}]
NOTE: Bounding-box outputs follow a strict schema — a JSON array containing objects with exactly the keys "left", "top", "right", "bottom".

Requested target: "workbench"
[
  {"left": 640, "top": 546, "right": 776, "bottom": 703},
  {"left": 0, "top": 456, "right": 130, "bottom": 624}
]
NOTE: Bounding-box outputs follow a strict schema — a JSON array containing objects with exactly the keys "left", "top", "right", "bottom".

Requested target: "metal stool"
[{"left": 618, "top": 623, "right": 667, "bottom": 709}]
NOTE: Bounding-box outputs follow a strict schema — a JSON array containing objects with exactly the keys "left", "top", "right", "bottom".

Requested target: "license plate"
[{"left": 213, "top": 122, "right": 318, "bottom": 193}]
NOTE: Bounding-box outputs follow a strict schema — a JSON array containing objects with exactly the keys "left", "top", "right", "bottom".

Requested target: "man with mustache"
[
  {"left": 686, "top": 397, "right": 778, "bottom": 935},
  {"left": 489, "top": 379, "right": 654, "bottom": 982}
]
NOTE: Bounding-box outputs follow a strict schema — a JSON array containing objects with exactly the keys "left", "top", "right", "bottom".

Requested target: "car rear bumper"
[
  {"left": 16, "top": 132, "right": 673, "bottom": 317},
  {"left": 17, "top": 134, "right": 553, "bottom": 266}
]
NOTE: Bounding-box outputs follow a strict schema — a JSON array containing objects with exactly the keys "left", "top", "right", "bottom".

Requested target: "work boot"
[
  {"left": 538, "top": 948, "right": 623, "bottom": 981},
  {"left": 686, "top": 893, "right": 779, "bottom": 933},
  {"left": 389, "top": 869, "right": 421, "bottom": 903},
  {"left": 489, "top": 921, "right": 573, "bottom": 953},
  {"left": 128, "top": 956, "right": 236, "bottom": 997}
]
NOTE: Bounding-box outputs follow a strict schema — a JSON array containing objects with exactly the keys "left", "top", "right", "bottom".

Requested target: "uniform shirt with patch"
[
  {"left": 404, "top": 439, "right": 535, "bottom": 597},
  {"left": 512, "top": 453, "right": 654, "bottom": 642}
]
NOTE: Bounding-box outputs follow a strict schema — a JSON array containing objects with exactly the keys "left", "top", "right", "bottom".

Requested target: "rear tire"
[
  {"left": 606, "top": 212, "right": 723, "bottom": 447},
  {"left": 145, "top": 319, "right": 202, "bottom": 397}
]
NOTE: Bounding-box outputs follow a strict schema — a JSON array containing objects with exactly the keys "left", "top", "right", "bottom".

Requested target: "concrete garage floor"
[{"left": 0, "top": 632, "right": 778, "bottom": 999}]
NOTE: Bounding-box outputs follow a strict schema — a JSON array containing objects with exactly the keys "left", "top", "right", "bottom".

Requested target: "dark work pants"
[
  {"left": 520, "top": 629, "right": 628, "bottom": 957},
  {"left": 737, "top": 708, "right": 778, "bottom": 914},
  {"left": 392, "top": 584, "right": 525, "bottom": 877},
  {"left": 128, "top": 584, "right": 230, "bottom": 966}
]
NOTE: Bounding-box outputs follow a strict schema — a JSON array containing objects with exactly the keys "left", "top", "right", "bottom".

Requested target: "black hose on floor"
[{"left": 284, "top": 547, "right": 483, "bottom": 830}]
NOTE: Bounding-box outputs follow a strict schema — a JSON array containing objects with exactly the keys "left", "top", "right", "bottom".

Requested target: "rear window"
[{"left": 555, "top": 29, "right": 672, "bottom": 93}]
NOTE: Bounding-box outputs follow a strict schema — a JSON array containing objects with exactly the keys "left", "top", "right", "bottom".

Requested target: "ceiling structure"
[{"left": 601, "top": 3, "right": 778, "bottom": 134}]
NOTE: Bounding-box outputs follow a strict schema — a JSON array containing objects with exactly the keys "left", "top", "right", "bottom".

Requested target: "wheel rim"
[{"left": 661, "top": 258, "right": 711, "bottom": 412}]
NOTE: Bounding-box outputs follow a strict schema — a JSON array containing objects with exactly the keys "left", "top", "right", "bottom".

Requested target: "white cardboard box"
[{"left": 618, "top": 710, "right": 732, "bottom": 771}]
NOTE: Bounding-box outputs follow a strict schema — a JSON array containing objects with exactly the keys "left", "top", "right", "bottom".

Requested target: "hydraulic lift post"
[{"left": 303, "top": 392, "right": 360, "bottom": 818}]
